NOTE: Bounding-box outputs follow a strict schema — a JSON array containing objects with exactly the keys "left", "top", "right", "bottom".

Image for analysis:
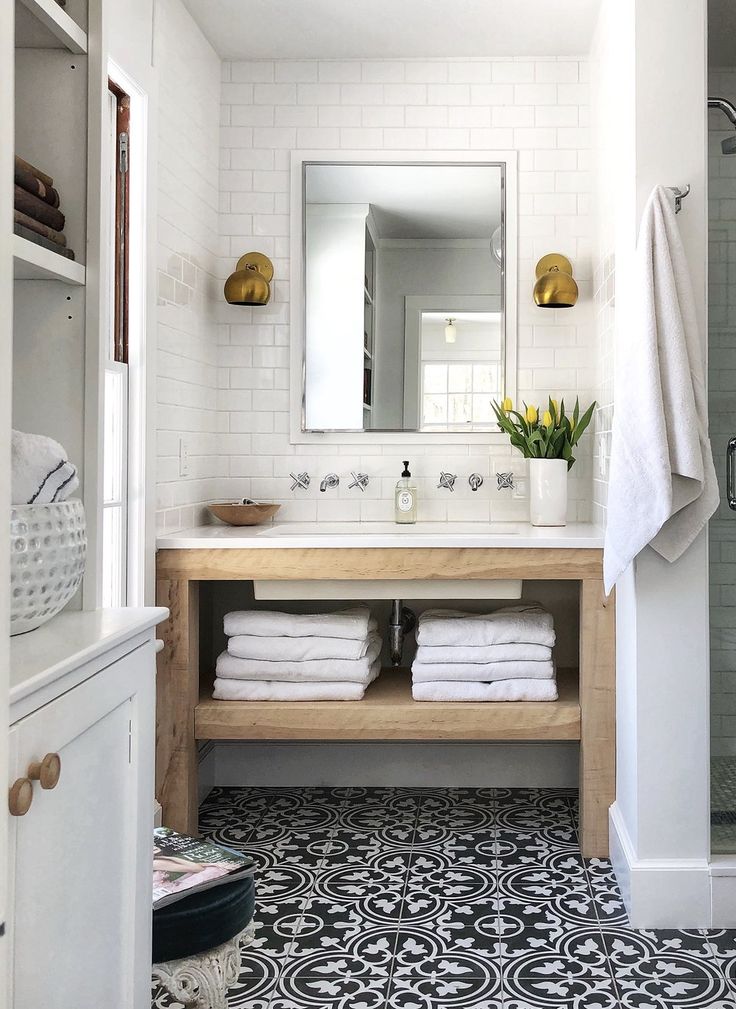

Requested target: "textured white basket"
[{"left": 10, "top": 501, "right": 87, "bottom": 636}]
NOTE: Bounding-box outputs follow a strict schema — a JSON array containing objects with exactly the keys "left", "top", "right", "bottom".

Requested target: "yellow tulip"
[
  {"left": 551, "top": 398, "right": 560, "bottom": 422},
  {"left": 525, "top": 405, "right": 538, "bottom": 424},
  {"left": 542, "top": 410, "right": 554, "bottom": 428},
  {"left": 502, "top": 397, "right": 513, "bottom": 413}
]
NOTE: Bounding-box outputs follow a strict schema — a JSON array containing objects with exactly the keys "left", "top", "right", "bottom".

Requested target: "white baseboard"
[
  {"left": 213, "top": 741, "right": 579, "bottom": 788},
  {"left": 609, "top": 802, "right": 712, "bottom": 927}
]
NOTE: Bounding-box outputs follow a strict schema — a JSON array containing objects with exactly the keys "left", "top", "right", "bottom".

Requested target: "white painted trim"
[
  {"left": 289, "top": 149, "right": 518, "bottom": 446},
  {"left": 17, "top": 0, "right": 87, "bottom": 54},
  {"left": 610, "top": 803, "right": 712, "bottom": 928},
  {"left": 107, "top": 59, "right": 150, "bottom": 608}
]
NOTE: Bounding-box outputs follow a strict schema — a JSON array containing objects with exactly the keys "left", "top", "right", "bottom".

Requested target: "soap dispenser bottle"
[{"left": 395, "top": 460, "right": 417, "bottom": 524}]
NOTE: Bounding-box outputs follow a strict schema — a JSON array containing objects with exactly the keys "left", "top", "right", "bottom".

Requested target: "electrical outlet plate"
[{"left": 179, "top": 437, "right": 191, "bottom": 477}]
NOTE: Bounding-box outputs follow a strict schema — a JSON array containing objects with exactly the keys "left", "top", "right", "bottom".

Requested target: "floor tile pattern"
[{"left": 152, "top": 787, "right": 736, "bottom": 1009}]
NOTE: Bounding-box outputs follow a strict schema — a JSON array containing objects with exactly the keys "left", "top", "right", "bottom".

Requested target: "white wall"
[
  {"left": 600, "top": 0, "right": 713, "bottom": 927},
  {"left": 215, "top": 57, "right": 597, "bottom": 525},
  {"left": 154, "top": 0, "right": 223, "bottom": 534}
]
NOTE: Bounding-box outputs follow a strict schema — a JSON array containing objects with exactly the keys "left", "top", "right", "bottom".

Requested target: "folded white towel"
[
  {"left": 412, "top": 678, "right": 558, "bottom": 702},
  {"left": 603, "top": 186, "right": 719, "bottom": 594},
  {"left": 12, "top": 429, "right": 79, "bottom": 505},
  {"left": 224, "top": 606, "right": 377, "bottom": 641},
  {"left": 228, "top": 633, "right": 373, "bottom": 662},
  {"left": 216, "top": 633, "right": 382, "bottom": 682},
  {"left": 213, "top": 661, "right": 381, "bottom": 701},
  {"left": 416, "top": 604, "right": 555, "bottom": 648},
  {"left": 411, "top": 659, "right": 555, "bottom": 683},
  {"left": 415, "top": 642, "right": 552, "bottom": 664}
]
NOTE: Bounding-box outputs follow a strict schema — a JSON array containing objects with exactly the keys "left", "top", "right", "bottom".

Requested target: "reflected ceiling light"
[
  {"left": 491, "top": 225, "right": 503, "bottom": 264},
  {"left": 224, "top": 252, "right": 274, "bottom": 305},
  {"left": 533, "top": 253, "right": 578, "bottom": 308},
  {"left": 444, "top": 318, "right": 457, "bottom": 343}
]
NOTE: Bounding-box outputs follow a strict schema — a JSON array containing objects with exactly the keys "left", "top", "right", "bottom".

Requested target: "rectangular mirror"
[{"left": 296, "top": 157, "right": 516, "bottom": 435}]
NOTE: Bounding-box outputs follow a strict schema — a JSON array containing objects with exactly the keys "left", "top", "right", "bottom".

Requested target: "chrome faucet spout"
[{"left": 319, "top": 473, "right": 339, "bottom": 492}]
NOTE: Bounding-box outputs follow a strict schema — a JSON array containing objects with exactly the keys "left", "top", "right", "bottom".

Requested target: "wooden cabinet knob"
[
  {"left": 28, "top": 753, "right": 61, "bottom": 790},
  {"left": 9, "top": 778, "right": 33, "bottom": 816}
]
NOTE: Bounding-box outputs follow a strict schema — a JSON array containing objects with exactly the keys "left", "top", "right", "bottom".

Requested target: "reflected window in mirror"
[{"left": 301, "top": 161, "right": 509, "bottom": 433}]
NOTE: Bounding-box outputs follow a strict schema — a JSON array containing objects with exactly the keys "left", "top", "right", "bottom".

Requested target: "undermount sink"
[{"left": 256, "top": 521, "right": 520, "bottom": 537}]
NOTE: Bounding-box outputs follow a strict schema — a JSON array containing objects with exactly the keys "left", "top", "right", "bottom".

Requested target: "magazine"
[{"left": 153, "top": 827, "right": 256, "bottom": 910}]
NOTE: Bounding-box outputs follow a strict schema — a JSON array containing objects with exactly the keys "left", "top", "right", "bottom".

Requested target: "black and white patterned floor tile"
[{"left": 152, "top": 787, "right": 736, "bottom": 1009}]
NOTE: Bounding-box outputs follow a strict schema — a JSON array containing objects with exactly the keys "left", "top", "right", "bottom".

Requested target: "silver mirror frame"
[{"left": 289, "top": 150, "right": 518, "bottom": 444}]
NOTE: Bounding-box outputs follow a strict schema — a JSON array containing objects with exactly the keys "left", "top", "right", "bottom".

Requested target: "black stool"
[{"left": 152, "top": 877, "right": 255, "bottom": 1009}]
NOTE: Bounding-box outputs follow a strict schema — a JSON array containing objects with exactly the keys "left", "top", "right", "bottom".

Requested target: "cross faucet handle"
[
  {"left": 438, "top": 471, "right": 457, "bottom": 492},
  {"left": 289, "top": 471, "right": 311, "bottom": 491},
  {"left": 348, "top": 471, "right": 369, "bottom": 492}
]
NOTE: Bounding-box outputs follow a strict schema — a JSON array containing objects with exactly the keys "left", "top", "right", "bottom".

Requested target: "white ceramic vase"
[{"left": 528, "top": 458, "right": 568, "bottom": 527}]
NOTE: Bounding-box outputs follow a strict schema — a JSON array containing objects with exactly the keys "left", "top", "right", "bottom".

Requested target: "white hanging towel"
[{"left": 603, "top": 186, "right": 719, "bottom": 594}]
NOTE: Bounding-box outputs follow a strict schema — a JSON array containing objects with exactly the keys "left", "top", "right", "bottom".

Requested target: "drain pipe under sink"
[{"left": 389, "top": 599, "right": 417, "bottom": 666}]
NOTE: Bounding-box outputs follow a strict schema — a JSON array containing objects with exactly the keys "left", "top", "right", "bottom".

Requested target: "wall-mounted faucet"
[
  {"left": 468, "top": 473, "right": 484, "bottom": 492},
  {"left": 319, "top": 473, "right": 339, "bottom": 492},
  {"left": 289, "top": 471, "right": 311, "bottom": 491},
  {"left": 438, "top": 471, "right": 457, "bottom": 492},
  {"left": 348, "top": 471, "right": 369, "bottom": 492}
]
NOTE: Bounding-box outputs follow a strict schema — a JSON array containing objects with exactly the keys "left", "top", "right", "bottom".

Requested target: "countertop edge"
[
  {"left": 156, "top": 524, "right": 605, "bottom": 551},
  {"left": 10, "top": 606, "right": 169, "bottom": 709}
]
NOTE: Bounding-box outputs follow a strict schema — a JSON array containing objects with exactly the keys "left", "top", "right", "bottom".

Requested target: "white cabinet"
[{"left": 7, "top": 610, "right": 165, "bottom": 1009}]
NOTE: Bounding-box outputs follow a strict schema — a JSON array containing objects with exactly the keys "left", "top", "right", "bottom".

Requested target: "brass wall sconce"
[
  {"left": 533, "top": 253, "right": 578, "bottom": 308},
  {"left": 224, "top": 252, "right": 273, "bottom": 306}
]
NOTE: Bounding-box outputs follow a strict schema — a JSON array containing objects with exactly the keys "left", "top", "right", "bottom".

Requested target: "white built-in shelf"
[
  {"left": 15, "top": 0, "right": 87, "bottom": 54},
  {"left": 13, "top": 233, "right": 85, "bottom": 284}
]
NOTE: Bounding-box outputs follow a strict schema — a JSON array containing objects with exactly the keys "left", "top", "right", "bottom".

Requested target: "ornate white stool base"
[{"left": 152, "top": 922, "right": 255, "bottom": 1009}]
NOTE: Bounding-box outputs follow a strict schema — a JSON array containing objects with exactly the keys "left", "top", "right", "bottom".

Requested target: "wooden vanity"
[{"left": 155, "top": 524, "right": 614, "bottom": 857}]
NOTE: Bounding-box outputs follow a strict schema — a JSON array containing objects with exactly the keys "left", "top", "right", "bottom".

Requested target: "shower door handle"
[{"left": 728, "top": 438, "right": 736, "bottom": 510}]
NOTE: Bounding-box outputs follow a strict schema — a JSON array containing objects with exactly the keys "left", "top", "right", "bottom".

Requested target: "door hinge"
[
  {"left": 128, "top": 718, "right": 133, "bottom": 764},
  {"left": 119, "top": 131, "right": 129, "bottom": 174}
]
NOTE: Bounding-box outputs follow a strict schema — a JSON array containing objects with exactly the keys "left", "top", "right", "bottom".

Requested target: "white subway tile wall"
[
  {"left": 156, "top": 0, "right": 223, "bottom": 533},
  {"left": 210, "top": 57, "right": 596, "bottom": 527},
  {"left": 708, "top": 68, "right": 736, "bottom": 756}
]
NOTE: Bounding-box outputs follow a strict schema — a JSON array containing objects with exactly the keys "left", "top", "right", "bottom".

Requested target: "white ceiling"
[
  {"left": 710, "top": 0, "right": 736, "bottom": 67},
  {"left": 182, "top": 0, "right": 602, "bottom": 60},
  {"left": 305, "top": 164, "right": 502, "bottom": 238}
]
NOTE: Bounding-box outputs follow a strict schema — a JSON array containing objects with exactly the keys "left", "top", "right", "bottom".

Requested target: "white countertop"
[
  {"left": 10, "top": 606, "right": 168, "bottom": 710},
  {"left": 157, "top": 521, "right": 604, "bottom": 550}
]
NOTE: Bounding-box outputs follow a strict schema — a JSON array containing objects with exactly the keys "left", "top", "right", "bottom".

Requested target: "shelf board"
[
  {"left": 195, "top": 667, "right": 580, "bottom": 742},
  {"left": 13, "top": 234, "right": 85, "bottom": 284},
  {"left": 15, "top": 0, "right": 87, "bottom": 53}
]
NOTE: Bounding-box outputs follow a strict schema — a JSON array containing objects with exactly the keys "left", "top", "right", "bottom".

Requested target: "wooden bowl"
[{"left": 208, "top": 501, "right": 281, "bottom": 526}]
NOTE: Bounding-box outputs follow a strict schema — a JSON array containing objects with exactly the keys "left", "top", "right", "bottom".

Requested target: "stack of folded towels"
[
  {"left": 214, "top": 605, "right": 382, "bottom": 701},
  {"left": 411, "top": 603, "right": 557, "bottom": 702}
]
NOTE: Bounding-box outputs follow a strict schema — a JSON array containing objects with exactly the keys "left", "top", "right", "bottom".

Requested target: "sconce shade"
[
  {"left": 224, "top": 252, "right": 274, "bottom": 305},
  {"left": 444, "top": 318, "right": 457, "bottom": 344},
  {"left": 533, "top": 253, "right": 578, "bottom": 308}
]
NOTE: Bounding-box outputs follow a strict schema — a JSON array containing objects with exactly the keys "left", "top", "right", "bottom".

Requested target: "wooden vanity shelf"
[
  {"left": 195, "top": 667, "right": 581, "bottom": 742},
  {"left": 156, "top": 544, "right": 614, "bottom": 858}
]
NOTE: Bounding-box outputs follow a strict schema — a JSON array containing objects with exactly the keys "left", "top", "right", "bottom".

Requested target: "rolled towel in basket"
[
  {"left": 228, "top": 633, "right": 374, "bottom": 662},
  {"left": 416, "top": 604, "right": 555, "bottom": 649},
  {"left": 216, "top": 632, "right": 382, "bottom": 682},
  {"left": 213, "top": 660, "right": 381, "bottom": 701},
  {"left": 12, "top": 429, "right": 79, "bottom": 505},
  {"left": 224, "top": 606, "right": 377, "bottom": 641},
  {"left": 411, "top": 659, "right": 555, "bottom": 683},
  {"left": 414, "top": 642, "right": 552, "bottom": 664},
  {"left": 412, "top": 677, "right": 558, "bottom": 702}
]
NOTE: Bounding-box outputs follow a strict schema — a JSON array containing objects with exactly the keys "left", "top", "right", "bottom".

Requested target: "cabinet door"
[{"left": 8, "top": 641, "right": 155, "bottom": 1009}]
